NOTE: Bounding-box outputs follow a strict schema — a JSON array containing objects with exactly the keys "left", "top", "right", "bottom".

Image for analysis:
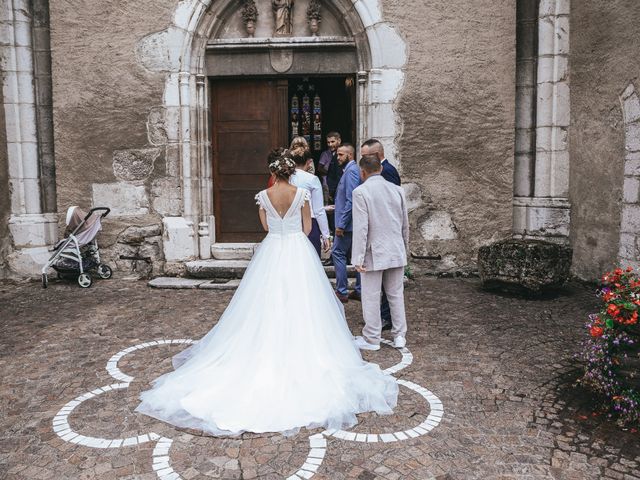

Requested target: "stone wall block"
[
  {"left": 147, "top": 107, "right": 168, "bottom": 146},
  {"left": 0, "top": 44, "right": 17, "bottom": 71},
  {"left": 151, "top": 177, "right": 182, "bottom": 216},
  {"left": 352, "top": 0, "right": 381, "bottom": 28},
  {"left": 549, "top": 150, "right": 570, "bottom": 197},
  {"left": 136, "top": 28, "right": 185, "bottom": 73},
  {"left": 554, "top": 82, "right": 571, "bottom": 127},
  {"left": 368, "top": 102, "right": 395, "bottom": 138},
  {"left": 112, "top": 148, "right": 160, "bottom": 182},
  {"left": 515, "top": 129, "right": 534, "bottom": 154},
  {"left": 516, "top": 62, "right": 536, "bottom": 87},
  {"left": 120, "top": 225, "right": 162, "bottom": 244},
  {"left": 14, "top": 45, "right": 33, "bottom": 72},
  {"left": 538, "top": 0, "right": 558, "bottom": 17},
  {"left": 164, "top": 73, "right": 181, "bottom": 108},
  {"left": 621, "top": 204, "right": 640, "bottom": 233},
  {"left": 622, "top": 83, "right": 636, "bottom": 100},
  {"left": 536, "top": 81, "right": 555, "bottom": 126},
  {"left": 401, "top": 182, "right": 422, "bottom": 213},
  {"left": 92, "top": 183, "right": 149, "bottom": 216},
  {"left": 16, "top": 70, "right": 35, "bottom": 104},
  {"left": 373, "top": 69, "right": 404, "bottom": 104},
  {"left": 537, "top": 18, "right": 555, "bottom": 55},
  {"left": 625, "top": 158, "right": 640, "bottom": 176},
  {"left": 555, "top": 16, "right": 570, "bottom": 55},
  {"left": 619, "top": 233, "right": 635, "bottom": 260},
  {"left": 527, "top": 205, "right": 570, "bottom": 236},
  {"left": 3, "top": 103, "right": 20, "bottom": 144},
  {"left": 536, "top": 126, "right": 568, "bottom": 152},
  {"left": 173, "top": 1, "right": 196, "bottom": 31},
  {"left": 623, "top": 176, "right": 640, "bottom": 204},
  {"left": 516, "top": 88, "right": 536, "bottom": 129},
  {"left": 366, "top": 23, "right": 406, "bottom": 69},
  {"left": 625, "top": 123, "right": 640, "bottom": 152},
  {"left": 624, "top": 94, "right": 640, "bottom": 124},
  {"left": 163, "top": 216, "right": 196, "bottom": 261},
  {"left": 419, "top": 211, "right": 458, "bottom": 241},
  {"left": 514, "top": 153, "right": 534, "bottom": 196},
  {"left": 12, "top": 20, "right": 31, "bottom": 47}
]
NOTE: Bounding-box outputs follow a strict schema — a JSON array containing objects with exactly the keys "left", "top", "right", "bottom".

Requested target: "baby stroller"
[{"left": 41, "top": 206, "right": 112, "bottom": 288}]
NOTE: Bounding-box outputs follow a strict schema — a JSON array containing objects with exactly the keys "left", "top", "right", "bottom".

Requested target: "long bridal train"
[{"left": 136, "top": 188, "right": 398, "bottom": 436}]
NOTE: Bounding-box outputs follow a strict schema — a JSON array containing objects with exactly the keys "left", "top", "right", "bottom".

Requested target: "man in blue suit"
[
  {"left": 361, "top": 139, "right": 402, "bottom": 328},
  {"left": 332, "top": 143, "right": 361, "bottom": 303},
  {"left": 361, "top": 138, "right": 401, "bottom": 186}
]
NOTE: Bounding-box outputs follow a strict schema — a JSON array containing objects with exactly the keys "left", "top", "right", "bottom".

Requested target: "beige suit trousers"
[{"left": 361, "top": 266, "right": 407, "bottom": 345}]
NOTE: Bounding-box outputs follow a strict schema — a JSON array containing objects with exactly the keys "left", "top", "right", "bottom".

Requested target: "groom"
[{"left": 351, "top": 154, "right": 409, "bottom": 350}]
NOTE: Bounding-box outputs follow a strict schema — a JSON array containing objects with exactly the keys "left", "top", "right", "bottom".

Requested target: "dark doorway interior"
[{"left": 288, "top": 76, "right": 356, "bottom": 167}]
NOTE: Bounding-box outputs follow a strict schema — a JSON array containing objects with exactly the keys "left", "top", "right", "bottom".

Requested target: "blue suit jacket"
[
  {"left": 381, "top": 159, "right": 401, "bottom": 186},
  {"left": 334, "top": 160, "right": 361, "bottom": 232}
]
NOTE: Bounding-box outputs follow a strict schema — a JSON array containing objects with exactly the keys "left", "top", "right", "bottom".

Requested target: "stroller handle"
[{"left": 87, "top": 207, "right": 110, "bottom": 220}]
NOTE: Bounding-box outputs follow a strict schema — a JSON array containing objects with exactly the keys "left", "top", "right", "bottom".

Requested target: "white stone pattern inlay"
[{"left": 53, "top": 338, "right": 443, "bottom": 479}]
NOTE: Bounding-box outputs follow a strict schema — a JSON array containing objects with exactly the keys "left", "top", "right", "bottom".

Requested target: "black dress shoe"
[
  {"left": 335, "top": 292, "right": 349, "bottom": 304},
  {"left": 348, "top": 291, "right": 361, "bottom": 301},
  {"left": 382, "top": 320, "right": 392, "bottom": 331}
]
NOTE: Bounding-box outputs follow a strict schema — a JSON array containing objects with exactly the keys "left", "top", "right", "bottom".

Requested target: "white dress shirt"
[{"left": 290, "top": 168, "right": 330, "bottom": 239}]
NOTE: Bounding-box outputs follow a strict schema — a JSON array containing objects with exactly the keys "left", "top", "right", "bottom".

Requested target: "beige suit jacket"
[{"left": 351, "top": 174, "right": 409, "bottom": 271}]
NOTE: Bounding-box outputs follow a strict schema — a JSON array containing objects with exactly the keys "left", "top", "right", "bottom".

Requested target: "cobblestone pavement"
[{"left": 1, "top": 275, "right": 640, "bottom": 479}]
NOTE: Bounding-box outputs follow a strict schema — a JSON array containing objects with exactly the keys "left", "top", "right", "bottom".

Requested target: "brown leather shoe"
[
  {"left": 348, "top": 290, "right": 361, "bottom": 302},
  {"left": 335, "top": 292, "right": 349, "bottom": 304}
]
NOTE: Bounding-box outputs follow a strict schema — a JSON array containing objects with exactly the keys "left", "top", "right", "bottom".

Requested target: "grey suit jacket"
[{"left": 351, "top": 174, "right": 409, "bottom": 271}]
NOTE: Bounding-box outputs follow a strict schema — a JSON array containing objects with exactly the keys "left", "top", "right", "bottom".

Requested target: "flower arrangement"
[{"left": 578, "top": 266, "right": 640, "bottom": 426}]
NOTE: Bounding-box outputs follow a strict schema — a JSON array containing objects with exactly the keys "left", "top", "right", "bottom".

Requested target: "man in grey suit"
[{"left": 351, "top": 154, "right": 409, "bottom": 350}]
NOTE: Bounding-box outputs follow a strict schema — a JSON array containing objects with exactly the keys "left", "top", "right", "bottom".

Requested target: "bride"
[{"left": 136, "top": 150, "right": 398, "bottom": 436}]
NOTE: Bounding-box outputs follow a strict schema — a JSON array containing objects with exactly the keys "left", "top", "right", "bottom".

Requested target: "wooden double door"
[
  {"left": 211, "top": 79, "right": 288, "bottom": 242},
  {"left": 211, "top": 76, "right": 355, "bottom": 242}
]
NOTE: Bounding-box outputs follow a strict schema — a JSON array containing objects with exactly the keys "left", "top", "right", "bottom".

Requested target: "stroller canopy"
[{"left": 64, "top": 206, "right": 103, "bottom": 247}]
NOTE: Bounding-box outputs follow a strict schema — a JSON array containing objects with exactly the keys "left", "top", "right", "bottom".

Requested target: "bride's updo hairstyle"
[{"left": 267, "top": 148, "right": 296, "bottom": 181}]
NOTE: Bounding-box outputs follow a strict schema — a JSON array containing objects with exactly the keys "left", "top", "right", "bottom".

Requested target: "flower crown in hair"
[{"left": 269, "top": 151, "right": 295, "bottom": 173}]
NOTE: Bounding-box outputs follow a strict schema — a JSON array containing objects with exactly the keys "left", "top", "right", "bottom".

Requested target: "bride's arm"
[
  {"left": 302, "top": 200, "right": 312, "bottom": 236},
  {"left": 258, "top": 207, "right": 268, "bottom": 231}
]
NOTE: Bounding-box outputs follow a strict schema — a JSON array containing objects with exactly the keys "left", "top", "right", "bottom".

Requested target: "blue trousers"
[{"left": 331, "top": 231, "right": 361, "bottom": 296}]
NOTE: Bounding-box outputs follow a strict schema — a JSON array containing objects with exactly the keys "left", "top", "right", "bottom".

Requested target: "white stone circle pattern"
[{"left": 52, "top": 338, "right": 443, "bottom": 479}]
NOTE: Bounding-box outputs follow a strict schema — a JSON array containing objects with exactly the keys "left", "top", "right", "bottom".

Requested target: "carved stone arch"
[{"left": 142, "top": 0, "right": 407, "bottom": 260}]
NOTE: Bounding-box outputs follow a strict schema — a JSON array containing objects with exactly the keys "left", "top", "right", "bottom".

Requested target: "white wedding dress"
[{"left": 136, "top": 187, "right": 398, "bottom": 436}]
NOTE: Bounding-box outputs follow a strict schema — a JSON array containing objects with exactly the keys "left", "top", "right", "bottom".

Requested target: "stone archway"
[{"left": 136, "top": 0, "right": 407, "bottom": 262}]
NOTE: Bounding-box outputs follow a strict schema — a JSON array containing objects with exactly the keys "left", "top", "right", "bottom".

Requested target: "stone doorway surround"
[
  {"left": 135, "top": 0, "right": 407, "bottom": 264},
  {"left": 0, "top": 0, "right": 58, "bottom": 275}
]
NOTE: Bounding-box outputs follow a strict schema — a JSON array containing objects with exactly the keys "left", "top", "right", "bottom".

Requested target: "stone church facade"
[{"left": 0, "top": 0, "right": 638, "bottom": 281}]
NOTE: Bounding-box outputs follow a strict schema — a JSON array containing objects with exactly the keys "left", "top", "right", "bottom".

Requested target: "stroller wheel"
[
  {"left": 77, "top": 273, "right": 92, "bottom": 288},
  {"left": 97, "top": 264, "right": 113, "bottom": 279},
  {"left": 42, "top": 273, "right": 48, "bottom": 289}
]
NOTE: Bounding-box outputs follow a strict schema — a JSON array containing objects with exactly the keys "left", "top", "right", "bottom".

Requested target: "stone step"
[
  {"left": 211, "top": 243, "right": 258, "bottom": 260},
  {"left": 185, "top": 259, "right": 357, "bottom": 279},
  {"left": 148, "top": 276, "right": 357, "bottom": 290}
]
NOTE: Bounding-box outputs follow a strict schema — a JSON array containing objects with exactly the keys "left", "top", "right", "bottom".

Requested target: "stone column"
[
  {"left": 512, "top": 0, "right": 537, "bottom": 232},
  {"left": 1, "top": 0, "right": 57, "bottom": 274},
  {"left": 619, "top": 83, "right": 640, "bottom": 270},
  {"left": 195, "top": 73, "right": 211, "bottom": 259},
  {"left": 514, "top": 0, "right": 571, "bottom": 241},
  {"left": 32, "top": 0, "right": 56, "bottom": 213}
]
